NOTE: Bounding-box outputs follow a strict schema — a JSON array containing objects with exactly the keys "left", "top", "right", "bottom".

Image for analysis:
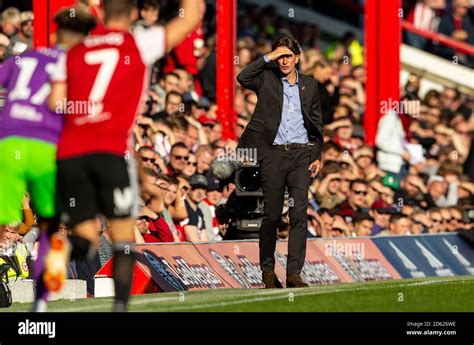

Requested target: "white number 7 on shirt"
[{"left": 84, "top": 48, "right": 119, "bottom": 117}]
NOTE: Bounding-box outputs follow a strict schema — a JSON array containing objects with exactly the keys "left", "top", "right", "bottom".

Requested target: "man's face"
[
  {"left": 429, "top": 212, "right": 443, "bottom": 233},
  {"left": 276, "top": 50, "right": 299, "bottom": 76},
  {"left": 349, "top": 182, "right": 367, "bottom": 208},
  {"left": 404, "top": 175, "right": 421, "bottom": 196},
  {"left": 390, "top": 218, "right": 411, "bottom": 235},
  {"left": 184, "top": 126, "right": 199, "bottom": 150},
  {"left": 20, "top": 20, "right": 33, "bottom": 38},
  {"left": 411, "top": 214, "right": 430, "bottom": 234},
  {"left": 209, "top": 123, "right": 222, "bottom": 143},
  {"left": 183, "top": 153, "right": 197, "bottom": 177},
  {"left": 355, "top": 155, "right": 372, "bottom": 169},
  {"left": 196, "top": 150, "right": 213, "bottom": 174},
  {"left": 429, "top": 181, "right": 446, "bottom": 201},
  {"left": 164, "top": 75, "right": 180, "bottom": 93},
  {"left": 2, "top": 21, "right": 19, "bottom": 36},
  {"left": 189, "top": 187, "right": 207, "bottom": 204},
  {"left": 164, "top": 184, "right": 178, "bottom": 207},
  {"left": 320, "top": 213, "right": 334, "bottom": 235},
  {"left": 156, "top": 180, "right": 170, "bottom": 199},
  {"left": 207, "top": 190, "right": 222, "bottom": 205},
  {"left": 355, "top": 220, "right": 373, "bottom": 236},
  {"left": 372, "top": 210, "right": 390, "bottom": 228},
  {"left": 170, "top": 147, "right": 189, "bottom": 172},
  {"left": 440, "top": 208, "right": 453, "bottom": 232},
  {"left": 140, "top": 150, "right": 156, "bottom": 170},
  {"left": 166, "top": 94, "right": 182, "bottom": 115},
  {"left": 454, "top": 0, "right": 469, "bottom": 16},
  {"left": 336, "top": 124, "right": 353, "bottom": 140},
  {"left": 141, "top": 7, "right": 159, "bottom": 25},
  {"left": 323, "top": 148, "right": 339, "bottom": 162},
  {"left": 174, "top": 69, "right": 192, "bottom": 92},
  {"left": 313, "top": 66, "right": 331, "bottom": 83},
  {"left": 1, "top": 225, "right": 19, "bottom": 248}
]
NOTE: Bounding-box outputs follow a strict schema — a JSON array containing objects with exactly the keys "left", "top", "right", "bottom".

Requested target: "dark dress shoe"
[
  {"left": 286, "top": 274, "right": 309, "bottom": 288},
  {"left": 262, "top": 272, "right": 283, "bottom": 289}
]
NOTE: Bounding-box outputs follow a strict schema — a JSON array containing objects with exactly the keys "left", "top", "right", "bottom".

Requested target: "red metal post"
[
  {"left": 364, "top": 0, "right": 401, "bottom": 146},
  {"left": 33, "top": 0, "right": 49, "bottom": 48},
  {"left": 216, "top": 0, "right": 237, "bottom": 140}
]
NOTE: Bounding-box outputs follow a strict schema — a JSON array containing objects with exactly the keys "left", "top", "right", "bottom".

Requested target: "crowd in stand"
[
  {"left": 403, "top": 0, "right": 474, "bottom": 67},
  {"left": 0, "top": 0, "right": 472, "bottom": 284}
]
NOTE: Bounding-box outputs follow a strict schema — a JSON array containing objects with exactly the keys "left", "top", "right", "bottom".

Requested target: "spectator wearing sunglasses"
[
  {"left": 369, "top": 200, "right": 396, "bottom": 236},
  {"left": 335, "top": 179, "right": 369, "bottom": 220},
  {"left": 428, "top": 208, "right": 444, "bottom": 233},
  {"left": 9, "top": 11, "right": 33, "bottom": 55},
  {"left": 167, "top": 142, "right": 190, "bottom": 176},
  {"left": 182, "top": 153, "right": 197, "bottom": 177},
  {"left": 410, "top": 210, "right": 431, "bottom": 235},
  {"left": 138, "top": 146, "right": 159, "bottom": 173}
]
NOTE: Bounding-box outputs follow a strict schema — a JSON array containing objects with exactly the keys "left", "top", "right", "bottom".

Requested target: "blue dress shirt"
[{"left": 263, "top": 55, "right": 308, "bottom": 145}]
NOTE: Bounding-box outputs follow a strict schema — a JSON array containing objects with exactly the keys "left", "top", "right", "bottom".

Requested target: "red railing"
[{"left": 401, "top": 20, "right": 474, "bottom": 55}]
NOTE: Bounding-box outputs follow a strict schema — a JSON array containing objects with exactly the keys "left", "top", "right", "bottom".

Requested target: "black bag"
[{"left": 0, "top": 263, "right": 13, "bottom": 308}]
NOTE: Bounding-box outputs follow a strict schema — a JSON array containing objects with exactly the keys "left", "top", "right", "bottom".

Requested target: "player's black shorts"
[{"left": 57, "top": 153, "right": 138, "bottom": 227}]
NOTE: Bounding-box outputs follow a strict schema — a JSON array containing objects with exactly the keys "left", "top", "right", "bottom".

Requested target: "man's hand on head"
[{"left": 267, "top": 46, "right": 293, "bottom": 61}]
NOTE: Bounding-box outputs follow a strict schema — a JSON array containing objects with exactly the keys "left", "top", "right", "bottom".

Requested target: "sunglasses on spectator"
[
  {"left": 431, "top": 219, "right": 442, "bottom": 223},
  {"left": 172, "top": 154, "right": 189, "bottom": 161},
  {"left": 141, "top": 157, "right": 155, "bottom": 163},
  {"left": 353, "top": 190, "right": 368, "bottom": 196},
  {"left": 412, "top": 220, "right": 430, "bottom": 227},
  {"left": 187, "top": 161, "right": 197, "bottom": 167},
  {"left": 331, "top": 228, "right": 344, "bottom": 233}
]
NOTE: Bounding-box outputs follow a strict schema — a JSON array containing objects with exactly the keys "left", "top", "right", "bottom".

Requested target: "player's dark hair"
[
  {"left": 103, "top": 0, "right": 137, "bottom": 20},
  {"left": 166, "top": 91, "right": 183, "bottom": 103},
  {"left": 389, "top": 213, "right": 407, "bottom": 224},
  {"left": 143, "top": 0, "right": 160, "bottom": 11},
  {"left": 354, "top": 212, "right": 374, "bottom": 224},
  {"left": 54, "top": 7, "right": 97, "bottom": 36},
  {"left": 349, "top": 178, "right": 367, "bottom": 191},
  {"left": 271, "top": 36, "right": 301, "bottom": 56}
]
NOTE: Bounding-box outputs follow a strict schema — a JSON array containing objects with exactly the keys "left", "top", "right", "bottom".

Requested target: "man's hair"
[
  {"left": 389, "top": 213, "right": 407, "bottom": 224},
  {"left": 138, "top": 145, "right": 155, "bottom": 154},
  {"left": 168, "top": 176, "right": 180, "bottom": 186},
  {"left": 171, "top": 142, "right": 188, "bottom": 153},
  {"left": 164, "top": 72, "right": 180, "bottom": 81},
  {"left": 350, "top": 178, "right": 367, "bottom": 191},
  {"left": 323, "top": 141, "right": 341, "bottom": 154},
  {"left": 103, "top": 0, "right": 137, "bottom": 20},
  {"left": 143, "top": 0, "right": 160, "bottom": 11},
  {"left": 1, "top": 7, "right": 20, "bottom": 23},
  {"left": 195, "top": 145, "right": 213, "bottom": 157},
  {"left": 156, "top": 173, "right": 172, "bottom": 184},
  {"left": 354, "top": 212, "right": 374, "bottom": 224},
  {"left": 271, "top": 36, "right": 301, "bottom": 55},
  {"left": 166, "top": 91, "right": 183, "bottom": 103},
  {"left": 317, "top": 207, "right": 335, "bottom": 217},
  {"left": 54, "top": 7, "right": 97, "bottom": 36},
  {"left": 168, "top": 113, "right": 189, "bottom": 131}
]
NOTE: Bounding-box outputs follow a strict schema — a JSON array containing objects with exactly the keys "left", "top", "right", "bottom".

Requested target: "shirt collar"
[{"left": 281, "top": 69, "right": 299, "bottom": 85}]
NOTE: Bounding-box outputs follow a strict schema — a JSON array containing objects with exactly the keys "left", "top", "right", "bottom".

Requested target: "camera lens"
[{"left": 238, "top": 167, "right": 261, "bottom": 192}]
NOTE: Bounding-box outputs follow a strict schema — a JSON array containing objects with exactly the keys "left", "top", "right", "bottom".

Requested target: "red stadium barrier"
[{"left": 401, "top": 20, "right": 474, "bottom": 56}]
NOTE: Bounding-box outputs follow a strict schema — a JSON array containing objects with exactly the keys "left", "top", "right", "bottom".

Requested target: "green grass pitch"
[{"left": 4, "top": 276, "right": 474, "bottom": 312}]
